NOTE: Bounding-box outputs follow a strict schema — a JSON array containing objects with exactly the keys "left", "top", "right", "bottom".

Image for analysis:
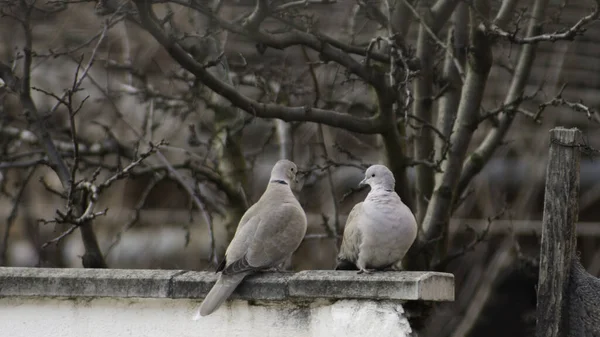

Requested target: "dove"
[
  {"left": 194, "top": 159, "right": 308, "bottom": 318},
  {"left": 336, "top": 165, "right": 417, "bottom": 274}
]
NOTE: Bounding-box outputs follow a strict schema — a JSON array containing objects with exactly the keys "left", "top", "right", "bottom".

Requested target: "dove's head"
[
  {"left": 270, "top": 159, "right": 298, "bottom": 185},
  {"left": 359, "top": 165, "right": 395, "bottom": 191}
]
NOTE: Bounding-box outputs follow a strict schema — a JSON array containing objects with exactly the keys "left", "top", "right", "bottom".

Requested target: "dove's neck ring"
[
  {"left": 369, "top": 184, "right": 394, "bottom": 193},
  {"left": 270, "top": 179, "right": 288, "bottom": 185}
]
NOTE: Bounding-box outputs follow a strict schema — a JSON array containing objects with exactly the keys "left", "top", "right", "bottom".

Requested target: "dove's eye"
[
  {"left": 291, "top": 168, "right": 295, "bottom": 172},
  {"left": 371, "top": 174, "right": 375, "bottom": 177}
]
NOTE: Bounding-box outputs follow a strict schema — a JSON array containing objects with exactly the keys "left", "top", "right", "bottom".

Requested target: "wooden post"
[{"left": 535, "top": 127, "right": 581, "bottom": 337}]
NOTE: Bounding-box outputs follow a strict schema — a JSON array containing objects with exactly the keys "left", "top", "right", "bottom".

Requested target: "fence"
[{"left": 536, "top": 127, "right": 600, "bottom": 337}]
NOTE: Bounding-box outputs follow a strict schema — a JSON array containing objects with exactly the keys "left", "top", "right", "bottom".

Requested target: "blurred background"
[{"left": 1, "top": 0, "right": 599, "bottom": 336}]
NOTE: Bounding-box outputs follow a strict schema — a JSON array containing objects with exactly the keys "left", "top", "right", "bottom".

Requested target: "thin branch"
[
  {"left": 12, "top": 8, "right": 71, "bottom": 190},
  {"left": 104, "top": 173, "right": 164, "bottom": 256},
  {"left": 37, "top": 140, "right": 161, "bottom": 252},
  {"left": 47, "top": 23, "right": 108, "bottom": 115},
  {"left": 133, "top": 0, "right": 385, "bottom": 134},
  {"left": 478, "top": 90, "right": 539, "bottom": 122},
  {"left": 434, "top": 208, "right": 505, "bottom": 269},
  {"left": 97, "top": 140, "right": 166, "bottom": 192},
  {"left": 273, "top": 0, "right": 337, "bottom": 12},
  {"left": 155, "top": 150, "right": 219, "bottom": 266},
  {"left": 457, "top": 0, "right": 551, "bottom": 197},
  {"left": 486, "top": 0, "right": 600, "bottom": 44},
  {"left": 450, "top": 238, "right": 515, "bottom": 337},
  {"left": 536, "top": 84, "right": 600, "bottom": 123},
  {"left": 435, "top": 2, "right": 467, "bottom": 175},
  {"left": 244, "top": 0, "right": 269, "bottom": 30},
  {"left": 411, "top": 0, "right": 443, "bottom": 223},
  {"left": 41, "top": 224, "right": 78, "bottom": 249},
  {"left": 0, "top": 167, "right": 36, "bottom": 266},
  {"left": 404, "top": 0, "right": 465, "bottom": 79},
  {"left": 420, "top": 0, "right": 493, "bottom": 267},
  {"left": 493, "top": 0, "right": 519, "bottom": 29},
  {"left": 0, "top": 158, "right": 48, "bottom": 169}
]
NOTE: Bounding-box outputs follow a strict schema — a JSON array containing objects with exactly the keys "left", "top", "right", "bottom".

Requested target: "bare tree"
[{"left": 1, "top": 0, "right": 600, "bottom": 335}]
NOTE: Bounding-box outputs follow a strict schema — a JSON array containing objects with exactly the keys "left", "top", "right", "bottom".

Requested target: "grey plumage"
[
  {"left": 194, "top": 159, "right": 308, "bottom": 318},
  {"left": 336, "top": 165, "right": 417, "bottom": 273}
]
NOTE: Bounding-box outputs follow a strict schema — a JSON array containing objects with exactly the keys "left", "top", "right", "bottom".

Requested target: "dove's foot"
[
  {"left": 263, "top": 266, "right": 291, "bottom": 273},
  {"left": 357, "top": 268, "right": 375, "bottom": 274},
  {"left": 265, "top": 267, "right": 283, "bottom": 272}
]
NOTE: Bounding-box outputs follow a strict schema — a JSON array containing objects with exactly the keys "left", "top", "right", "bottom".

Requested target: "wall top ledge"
[{"left": 0, "top": 267, "right": 454, "bottom": 302}]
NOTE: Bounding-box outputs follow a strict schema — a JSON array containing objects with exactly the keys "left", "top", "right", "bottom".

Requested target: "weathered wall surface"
[
  {"left": 1, "top": 297, "right": 412, "bottom": 337},
  {"left": 0, "top": 267, "right": 454, "bottom": 337}
]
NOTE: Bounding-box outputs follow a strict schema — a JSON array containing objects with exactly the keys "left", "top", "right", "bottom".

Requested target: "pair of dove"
[{"left": 194, "top": 159, "right": 418, "bottom": 318}]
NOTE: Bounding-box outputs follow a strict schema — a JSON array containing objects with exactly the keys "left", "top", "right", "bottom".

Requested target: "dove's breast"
[{"left": 358, "top": 191, "right": 417, "bottom": 268}]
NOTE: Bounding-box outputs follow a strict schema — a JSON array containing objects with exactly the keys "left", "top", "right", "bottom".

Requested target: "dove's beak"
[{"left": 358, "top": 178, "right": 368, "bottom": 187}]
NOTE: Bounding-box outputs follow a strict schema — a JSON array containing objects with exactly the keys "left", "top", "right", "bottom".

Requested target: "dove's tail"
[{"left": 193, "top": 272, "right": 248, "bottom": 319}]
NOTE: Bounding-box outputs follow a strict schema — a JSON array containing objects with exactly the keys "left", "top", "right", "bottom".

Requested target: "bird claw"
[
  {"left": 357, "top": 268, "right": 374, "bottom": 274},
  {"left": 264, "top": 266, "right": 287, "bottom": 273}
]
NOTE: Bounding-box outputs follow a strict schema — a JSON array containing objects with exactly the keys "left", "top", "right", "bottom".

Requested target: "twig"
[
  {"left": 97, "top": 140, "right": 167, "bottom": 192},
  {"left": 479, "top": 91, "right": 539, "bottom": 122},
  {"left": 434, "top": 207, "right": 506, "bottom": 269},
  {"left": 402, "top": 0, "right": 465, "bottom": 80},
  {"left": 450, "top": 237, "right": 515, "bottom": 337},
  {"left": 536, "top": 84, "right": 600, "bottom": 123},
  {"left": 0, "top": 167, "right": 36, "bottom": 265},
  {"left": 47, "top": 23, "right": 108, "bottom": 115},
  {"left": 41, "top": 224, "right": 78, "bottom": 249},
  {"left": 104, "top": 173, "right": 164, "bottom": 256},
  {"left": 339, "top": 184, "right": 369, "bottom": 203},
  {"left": 155, "top": 150, "right": 219, "bottom": 266},
  {"left": 273, "top": 0, "right": 337, "bottom": 12},
  {"left": 133, "top": 0, "right": 386, "bottom": 134},
  {"left": 485, "top": 0, "right": 600, "bottom": 44}
]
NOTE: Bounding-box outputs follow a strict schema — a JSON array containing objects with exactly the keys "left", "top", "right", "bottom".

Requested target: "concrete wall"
[{"left": 0, "top": 268, "right": 454, "bottom": 337}]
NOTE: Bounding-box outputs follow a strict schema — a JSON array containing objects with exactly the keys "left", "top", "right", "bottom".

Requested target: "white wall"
[
  {"left": 0, "top": 267, "right": 454, "bottom": 337},
  {"left": 0, "top": 297, "right": 412, "bottom": 337}
]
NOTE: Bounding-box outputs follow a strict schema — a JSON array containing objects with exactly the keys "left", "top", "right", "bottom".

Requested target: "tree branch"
[
  {"left": 132, "top": 0, "right": 384, "bottom": 134},
  {"left": 457, "top": 0, "right": 550, "bottom": 198},
  {"left": 434, "top": 2, "right": 467, "bottom": 176},
  {"left": 493, "top": 0, "right": 519, "bottom": 29},
  {"left": 536, "top": 84, "right": 600, "bottom": 123},
  {"left": 486, "top": 0, "right": 600, "bottom": 44},
  {"left": 420, "top": 0, "right": 493, "bottom": 268},
  {"left": 0, "top": 167, "right": 35, "bottom": 266},
  {"left": 412, "top": 0, "right": 436, "bottom": 224},
  {"left": 2, "top": 2, "right": 109, "bottom": 268}
]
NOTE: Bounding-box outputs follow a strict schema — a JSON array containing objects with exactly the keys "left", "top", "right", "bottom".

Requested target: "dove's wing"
[
  {"left": 224, "top": 202, "right": 307, "bottom": 274},
  {"left": 335, "top": 202, "right": 363, "bottom": 270},
  {"left": 197, "top": 183, "right": 307, "bottom": 317},
  {"left": 198, "top": 202, "right": 264, "bottom": 316},
  {"left": 198, "top": 209, "right": 262, "bottom": 317},
  {"left": 215, "top": 203, "right": 261, "bottom": 272}
]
